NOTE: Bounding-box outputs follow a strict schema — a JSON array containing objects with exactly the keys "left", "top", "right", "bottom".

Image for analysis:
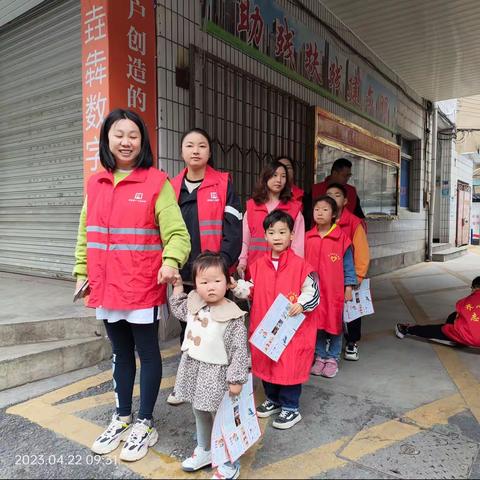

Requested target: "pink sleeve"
[
  {"left": 238, "top": 211, "right": 250, "bottom": 267},
  {"left": 291, "top": 212, "right": 305, "bottom": 258}
]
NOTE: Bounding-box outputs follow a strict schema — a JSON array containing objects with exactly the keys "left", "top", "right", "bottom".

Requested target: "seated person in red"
[{"left": 395, "top": 276, "right": 480, "bottom": 347}]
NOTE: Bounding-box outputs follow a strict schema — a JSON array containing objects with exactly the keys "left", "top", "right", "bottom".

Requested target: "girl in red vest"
[
  {"left": 326, "top": 183, "right": 370, "bottom": 362},
  {"left": 232, "top": 210, "right": 319, "bottom": 430},
  {"left": 305, "top": 196, "right": 357, "bottom": 379},
  {"left": 396, "top": 276, "right": 480, "bottom": 347},
  {"left": 277, "top": 156, "right": 304, "bottom": 202},
  {"left": 169, "top": 128, "right": 243, "bottom": 405},
  {"left": 73, "top": 109, "right": 191, "bottom": 461},
  {"left": 237, "top": 161, "right": 304, "bottom": 279}
]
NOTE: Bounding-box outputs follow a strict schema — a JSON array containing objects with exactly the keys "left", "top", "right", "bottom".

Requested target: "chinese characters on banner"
[
  {"left": 204, "top": 0, "right": 397, "bottom": 131},
  {"left": 81, "top": 0, "right": 156, "bottom": 190}
]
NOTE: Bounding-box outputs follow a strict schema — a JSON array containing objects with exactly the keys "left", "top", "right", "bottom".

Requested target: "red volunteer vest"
[
  {"left": 312, "top": 178, "right": 358, "bottom": 213},
  {"left": 305, "top": 225, "right": 352, "bottom": 335},
  {"left": 442, "top": 290, "right": 480, "bottom": 347},
  {"left": 292, "top": 184, "right": 304, "bottom": 203},
  {"left": 336, "top": 208, "right": 362, "bottom": 242},
  {"left": 249, "top": 249, "right": 315, "bottom": 385},
  {"left": 246, "top": 198, "right": 302, "bottom": 268},
  {"left": 171, "top": 165, "right": 228, "bottom": 252},
  {"left": 86, "top": 167, "right": 168, "bottom": 309}
]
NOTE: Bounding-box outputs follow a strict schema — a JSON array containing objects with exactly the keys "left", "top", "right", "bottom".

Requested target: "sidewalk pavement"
[{"left": 1, "top": 249, "right": 480, "bottom": 479}]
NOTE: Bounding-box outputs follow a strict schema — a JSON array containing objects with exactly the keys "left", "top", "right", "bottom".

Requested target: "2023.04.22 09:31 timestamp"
[{"left": 14, "top": 454, "right": 116, "bottom": 466}]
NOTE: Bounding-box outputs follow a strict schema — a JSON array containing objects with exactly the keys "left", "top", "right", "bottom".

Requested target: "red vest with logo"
[
  {"left": 312, "top": 178, "right": 358, "bottom": 213},
  {"left": 246, "top": 198, "right": 302, "bottom": 268},
  {"left": 86, "top": 167, "right": 168, "bottom": 309},
  {"left": 171, "top": 165, "right": 228, "bottom": 252},
  {"left": 442, "top": 290, "right": 480, "bottom": 347},
  {"left": 305, "top": 225, "right": 352, "bottom": 334},
  {"left": 249, "top": 249, "right": 315, "bottom": 385},
  {"left": 336, "top": 208, "right": 362, "bottom": 242}
]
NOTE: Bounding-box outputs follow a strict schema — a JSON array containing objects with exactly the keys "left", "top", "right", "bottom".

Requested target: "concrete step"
[
  {"left": 432, "top": 242, "right": 451, "bottom": 253},
  {"left": 432, "top": 245, "right": 468, "bottom": 262},
  {"left": 0, "top": 337, "right": 111, "bottom": 390},
  {"left": 0, "top": 317, "right": 105, "bottom": 347}
]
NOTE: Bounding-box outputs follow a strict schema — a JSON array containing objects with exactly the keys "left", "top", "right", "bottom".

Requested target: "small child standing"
[
  {"left": 232, "top": 210, "right": 319, "bottom": 430},
  {"left": 305, "top": 196, "right": 357, "bottom": 378},
  {"left": 396, "top": 276, "right": 480, "bottom": 348},
  {"left": 326, "top": 183, "right": 370, "bottom": 361},
  {"left": 169, "top": 252, "right": 249, "bottom": 480}
]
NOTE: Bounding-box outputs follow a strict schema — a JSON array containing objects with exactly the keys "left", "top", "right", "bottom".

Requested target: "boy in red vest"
[
  {"left": 231, "top": 210, "right": 319, "bottom": 430},
  {"left": 326, "top": 183, "right": 370, "bottom": 361},
  {"left": 396, "top": 276, "right": 480, "bottom": 347}
]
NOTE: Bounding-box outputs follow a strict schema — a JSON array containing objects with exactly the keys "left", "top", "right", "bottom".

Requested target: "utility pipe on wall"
[{"left": 427, "top": 104, "right": 438, "bottom": 261}]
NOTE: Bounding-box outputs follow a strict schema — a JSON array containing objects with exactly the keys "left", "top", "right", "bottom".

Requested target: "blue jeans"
[
  {"left": 315, "top": 330, "right": 342, "bottom": 361},
  {"left": 262, "top": 381, "right": 302, "bottom": 412}
]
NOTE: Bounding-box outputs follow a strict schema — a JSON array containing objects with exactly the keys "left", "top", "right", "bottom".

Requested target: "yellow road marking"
[{"left": 56, "top": 376, "right": 176, "bottom": 414}]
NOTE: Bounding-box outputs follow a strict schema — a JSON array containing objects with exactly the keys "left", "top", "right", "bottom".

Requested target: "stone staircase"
[
  {"left": 0, "top": 316, "right": 111, "bottom": 391},
  {"left": 432, "top": 243, "right": 468, "bottom": 262}
]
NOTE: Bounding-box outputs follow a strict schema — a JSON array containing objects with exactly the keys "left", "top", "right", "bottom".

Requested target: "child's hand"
[
  {"left": 289, "top": 303, "right": 304, "bottom": 316},
  {"left": 228, "top": 383, "right": 242, "bottom": 397},
  {"left": 344, "top": 286, "right": 353, "bottom": 302},
  {"left": 229, "top": 276, "right": 238, "bottom": 290}
]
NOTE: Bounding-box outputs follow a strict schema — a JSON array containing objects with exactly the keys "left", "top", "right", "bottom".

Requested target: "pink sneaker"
[
  {"left": 321, "top": 359, "right": 338, "bottom": 378},
  {"left": 311, "top": 357, "right": 326, "bottom": 376}
]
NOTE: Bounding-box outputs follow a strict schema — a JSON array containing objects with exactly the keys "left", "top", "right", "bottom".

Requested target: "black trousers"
[
  {"left": 406, "top": 312, "right": 456, "bottom": 341},
  {"left": 345, "top": 317, "right": 362, "bottom": 343}
]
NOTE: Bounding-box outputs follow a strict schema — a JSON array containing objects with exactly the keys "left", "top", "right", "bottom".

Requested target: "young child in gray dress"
[{"left": 169, "top": 252, "right": 249, "bottom": 480}]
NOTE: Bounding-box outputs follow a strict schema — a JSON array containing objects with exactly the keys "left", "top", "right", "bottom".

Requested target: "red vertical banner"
[{"left": 81, "top": 0, "right": 157, "bottom": 191}]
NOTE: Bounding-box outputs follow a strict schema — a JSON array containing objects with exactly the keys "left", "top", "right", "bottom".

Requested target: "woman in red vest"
[
  {"left": 237, "top": 161, "right": 304, "bottom": 279},
  {"left": 305, "top": 196, "right": 357, "bottom": 379},
  {"left": 168, "top": 128, "right": 242, "bottom": 404},
  {"left": 73, "top": 109, "right": 190, "bottom": 461},
  {"left": 277, "top": 155, "right": 304, "bottom": 202},
  {"left": 396, "top": 276, "right": 480, "bottom": 347}
]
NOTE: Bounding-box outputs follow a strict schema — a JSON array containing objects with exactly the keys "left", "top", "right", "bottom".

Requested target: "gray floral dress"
[{"left": 170, "top": 291, "right": 249, "bottom": 412}]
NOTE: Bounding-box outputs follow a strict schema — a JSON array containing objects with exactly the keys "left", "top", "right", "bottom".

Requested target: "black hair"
[
  {"left": 99, "top": 108, "right": 153, "bottom": 172},
  {"left": 263, "top": 209, "right": 294, "bottom": 232},
  {"left": 472, "top": 276, "right": 480, "bottom": 289},
  {"left": 252, "top": 161, "right": 292, "bottom": 204},
  {"left": 180, "top": 127, "right": 214, "bottom": 167},
  {"left": 192, "top": 251, "right": 229, "bottom": 286},
  {"left": 326, "top": 182, "right": 348, "bottom": 197},
  {"left": 331, "top": 158, "right": 352, "bottom": 173},
  {"left": 313, "top": 195, "right": 339, "bottom": 222}
]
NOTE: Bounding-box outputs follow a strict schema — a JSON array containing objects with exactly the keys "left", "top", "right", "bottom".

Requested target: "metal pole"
[{"left": 427, "top": 104, "right": 438, "bottom": 261}]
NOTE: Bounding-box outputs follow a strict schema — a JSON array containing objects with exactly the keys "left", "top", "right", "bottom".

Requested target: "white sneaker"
[
  {"left": 167, "top": 391, "right": 184, "bottom": 406},
  {"left": 91, "top": 414, "right": 132, "bottom": 455},
  {"left": 181, "top": 446, "right": 212, "bottom": 472},
  {"left": 211, "top": 464, "right": 240, "bottom": 479},
  {"left": 344, "top": 343, "right": 359, "bottom": 361},
  {"left": 119, "top": 418, "right": 158, "bottom": 462}
]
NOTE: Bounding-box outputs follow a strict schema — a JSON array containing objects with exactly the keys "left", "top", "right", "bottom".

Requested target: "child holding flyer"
[
  {"left": 232, "top": 210, "right": 319, "bottom": 430},
  {"left": 169, "top": 252, "right": 249, "bottom": 480},
  {"left": 305, "top": 196, "right": 357, "bottom": 378},
  {"left": 326, "top": 183, "right": 370, "bottom": 361}
]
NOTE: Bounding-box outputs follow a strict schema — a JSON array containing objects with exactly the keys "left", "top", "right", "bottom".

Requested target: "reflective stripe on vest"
[
  {"left": 249, "top": 237, "right": 268, "bottom": 252},
  {"left": 87, "top": 225, "right": 162, "bottom": 251},
  {"left": 199, "top": 219, "right": 223, "bottom": 238}
]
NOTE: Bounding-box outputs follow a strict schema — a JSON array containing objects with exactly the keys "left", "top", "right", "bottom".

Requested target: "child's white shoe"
[
  {"left": 211, "top": 464, "right": 240, "bottom": 479},
  {"left": 119, "top": 418, "right": 158, "bottom": 462},
  {"left": 181, "top": 446, "right": 212, "bottom": 471}
]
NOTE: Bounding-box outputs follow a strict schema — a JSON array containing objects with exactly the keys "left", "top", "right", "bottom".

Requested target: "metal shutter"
[{"left": 0, "top": 0, "right": 82, "bottom": 279}]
